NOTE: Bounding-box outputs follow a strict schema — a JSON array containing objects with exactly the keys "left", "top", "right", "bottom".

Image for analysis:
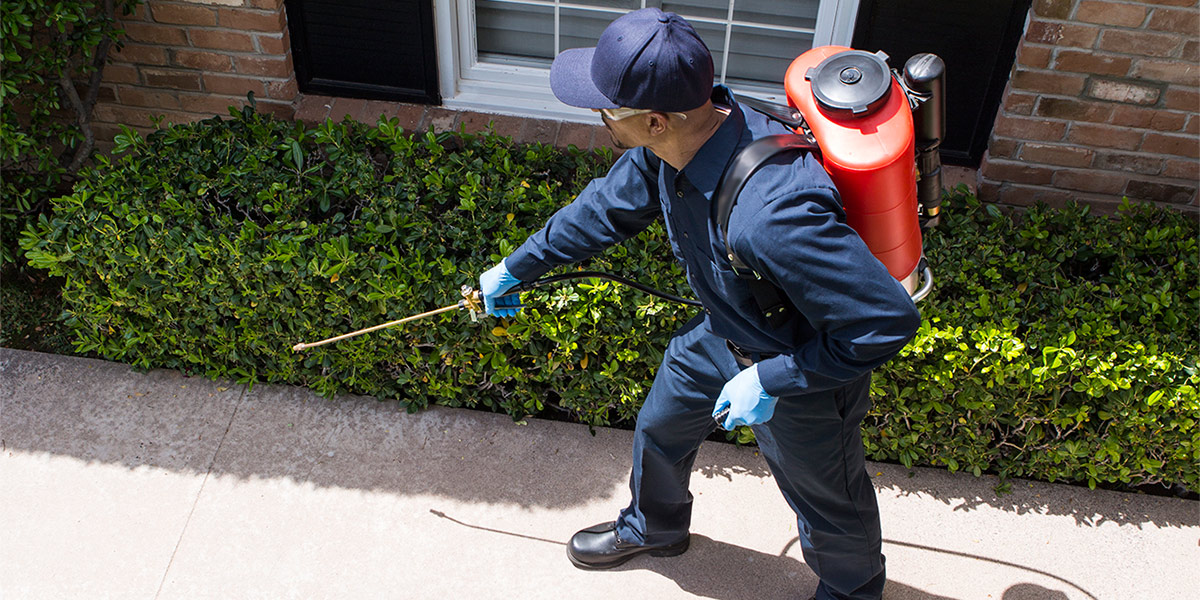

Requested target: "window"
[{"left": 434, "top": 0, "right": 861, "bottom": 121}]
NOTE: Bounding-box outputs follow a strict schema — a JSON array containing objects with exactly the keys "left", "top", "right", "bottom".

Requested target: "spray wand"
[{"left": 291, "top": 272, "right": 701, "bottom": 352}]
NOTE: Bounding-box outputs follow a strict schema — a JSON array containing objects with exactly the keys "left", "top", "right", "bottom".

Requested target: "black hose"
[{"left": 505, "top": 271, "right": 703, "bottom": 307}]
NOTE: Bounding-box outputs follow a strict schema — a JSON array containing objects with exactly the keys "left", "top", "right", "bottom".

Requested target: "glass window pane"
[
  {"left": 559, "top": 8, "right": 612, "bottom": 51},
  {"left": 661, "top": 0, "right": 732, "bottom": 22},
  {"left": 725, "top": 25, "right": 814, "bottom": 86},
  {"left": 477, "top": 1, "right": 554, "bottom": 63},
  {"left": 734, "top": 0, "right": 819, "bottom": 30}
]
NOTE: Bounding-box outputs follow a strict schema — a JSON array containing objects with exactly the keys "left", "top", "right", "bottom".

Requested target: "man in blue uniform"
[{"left": 478, "top": 8, "right": 920, "bottom": 600}]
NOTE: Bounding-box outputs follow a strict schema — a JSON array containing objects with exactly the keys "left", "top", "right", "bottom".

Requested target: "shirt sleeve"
[
  {"left": 735, "top": 185, "right": 922, "bottom": 398},
  {"left": 504, "top": 148, "right": 663, "bottom": 282}
]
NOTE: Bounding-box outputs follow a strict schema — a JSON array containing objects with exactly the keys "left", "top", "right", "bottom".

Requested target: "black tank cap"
[{"left": 804, "top": 50, "right": 892, "bottom": 117}]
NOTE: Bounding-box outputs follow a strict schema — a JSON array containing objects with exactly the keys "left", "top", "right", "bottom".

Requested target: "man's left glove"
[
  {"left": 712, "top": 364, "right": 778, "bottom": 429},
  {"left": 480, "top": 259, "right": 524, "bottom": 318}
]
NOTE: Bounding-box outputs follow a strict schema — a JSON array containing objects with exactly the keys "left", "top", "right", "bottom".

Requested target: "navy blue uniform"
[{"left": 506, "top": 87, "right": 920, "bottom": 600}]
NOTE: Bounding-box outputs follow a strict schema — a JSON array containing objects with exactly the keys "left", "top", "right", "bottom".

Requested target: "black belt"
[{"left": 726, "top": 340, "right": 778, "bottom": 368}]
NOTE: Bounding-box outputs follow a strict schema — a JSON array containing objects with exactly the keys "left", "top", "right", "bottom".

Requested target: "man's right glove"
[{"left": 480, "top": 260, "right": 524, "bottom": 318}]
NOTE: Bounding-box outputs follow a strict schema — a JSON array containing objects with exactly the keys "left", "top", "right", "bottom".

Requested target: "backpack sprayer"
[{"left": 292, "top": 46, "right": 945, "bottom": 353}]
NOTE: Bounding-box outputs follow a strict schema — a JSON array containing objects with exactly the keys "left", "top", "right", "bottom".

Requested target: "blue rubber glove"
[
  {"left": 712, "top": 364, "right": 779, "bottom": 430},
  {"left": 480, "top": 260, "right": 523, "bottom": 318}
]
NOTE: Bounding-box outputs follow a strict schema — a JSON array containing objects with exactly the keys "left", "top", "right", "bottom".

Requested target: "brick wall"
[
  {"left": 981, "top": 0, "right": 1199, "bottom": 212},
  {"left": 94, "top": 0, "right": 296, "bottom": 146}
]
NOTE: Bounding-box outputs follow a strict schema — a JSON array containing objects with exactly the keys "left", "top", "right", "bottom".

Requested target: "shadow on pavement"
[{"left": 1, "top": 348, "right": 1195, "bottom": 530}]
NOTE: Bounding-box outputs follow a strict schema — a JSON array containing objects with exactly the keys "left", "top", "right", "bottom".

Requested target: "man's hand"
[
  {"left": 480, "top": 260, "right": 523, "bottom": 318},
  {"left": 712, "top": 364, "right": 778, "bottom": 429}
]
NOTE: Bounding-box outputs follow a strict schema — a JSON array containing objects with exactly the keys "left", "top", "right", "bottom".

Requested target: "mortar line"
[{"left": 154, "top": 382, "right": 248, "bottom": 599}]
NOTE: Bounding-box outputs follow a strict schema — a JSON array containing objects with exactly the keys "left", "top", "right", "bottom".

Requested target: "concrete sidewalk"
[{"left": 1, "top": 348, "right": 1196, "bottom": 600}]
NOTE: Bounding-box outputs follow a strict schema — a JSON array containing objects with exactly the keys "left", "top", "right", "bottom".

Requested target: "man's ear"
[{"left": 646, "top": 112, "right": 671, "bottom": 136}]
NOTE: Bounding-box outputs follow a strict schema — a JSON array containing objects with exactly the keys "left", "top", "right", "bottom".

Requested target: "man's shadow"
[{"left": 611, "top": 534, "right": 957, "bottom": 600}]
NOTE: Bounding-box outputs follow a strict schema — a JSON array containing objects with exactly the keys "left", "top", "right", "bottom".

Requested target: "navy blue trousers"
[{"left": 615, "top": 316, "right": 886, "bottom": 600}]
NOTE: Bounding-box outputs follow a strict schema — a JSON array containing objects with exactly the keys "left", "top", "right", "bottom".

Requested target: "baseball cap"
[{"left": 549, "top": 8, "right": 714, "bottom": 112}]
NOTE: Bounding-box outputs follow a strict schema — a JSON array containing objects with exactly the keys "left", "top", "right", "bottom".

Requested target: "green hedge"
[{"left": 20, "top": 105, "right": 1199, "bottom": 493}]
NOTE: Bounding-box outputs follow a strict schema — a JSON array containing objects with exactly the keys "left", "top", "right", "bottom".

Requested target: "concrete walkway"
[{"left": 1, "top": 348, "right": 1196, "bottom": 599}]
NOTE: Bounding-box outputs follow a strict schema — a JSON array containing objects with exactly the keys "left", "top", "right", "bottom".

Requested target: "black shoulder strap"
[
  {"left": 714, "top": 134, "right": 819, "bottom": 277},
  {"left": 713, "top": 133, "right": 820, "bottom": 329}
]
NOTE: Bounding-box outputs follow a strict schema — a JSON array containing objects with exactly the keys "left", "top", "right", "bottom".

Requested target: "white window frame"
[{"left": 433, "top": 0, "right": 861, "bottom": 123}]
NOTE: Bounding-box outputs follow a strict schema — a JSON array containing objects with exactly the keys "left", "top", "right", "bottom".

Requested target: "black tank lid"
[{"left": 804, "top": 50, "right": 893, "bottom": 117}]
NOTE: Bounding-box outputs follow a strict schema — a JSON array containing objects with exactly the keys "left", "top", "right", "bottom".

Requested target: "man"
[{"left": 478, "top": 8, "right": 921, "bottom": 600}]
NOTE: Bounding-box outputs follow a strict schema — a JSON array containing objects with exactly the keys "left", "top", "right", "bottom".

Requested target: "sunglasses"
[{"left": 597, "top": 107, "right": 688, "bottom": 121}]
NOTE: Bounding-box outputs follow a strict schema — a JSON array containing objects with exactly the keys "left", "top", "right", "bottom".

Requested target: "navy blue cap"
[{"left": 550, "top": 8, "right": 714, "bottom": 112}]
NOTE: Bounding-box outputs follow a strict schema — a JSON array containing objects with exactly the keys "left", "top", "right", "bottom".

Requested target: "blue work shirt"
[{"left": 505, "top": 87, "right": 920, "bottom": 398}]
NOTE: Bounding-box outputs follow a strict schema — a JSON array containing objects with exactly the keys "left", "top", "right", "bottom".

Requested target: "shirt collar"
[{"left": 680, "top": 85, "right": 747, "bottom": 198}]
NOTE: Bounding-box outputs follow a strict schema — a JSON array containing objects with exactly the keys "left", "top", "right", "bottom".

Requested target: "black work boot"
[{"left": 567, "top": 521, "right": 690, "bottom": 570}]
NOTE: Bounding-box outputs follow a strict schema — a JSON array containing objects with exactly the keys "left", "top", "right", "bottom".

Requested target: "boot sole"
[{"left": 567, "top": 536, "right": 690, "bottom": 570}]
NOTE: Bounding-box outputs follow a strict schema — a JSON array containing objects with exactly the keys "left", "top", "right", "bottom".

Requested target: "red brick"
[
  {"left": 1025, "top": 22, "right": 1100, "bottom": 48},
  {"left": 1147, "top": 7, "right": 1200, "bottom": 34},
  {"left": 982, "top": 159, "right": 1058, "bottom": 185},
  {"left": 294, "top": 95, "right": 334, "bottom": 124},
  {"left": 115, "top": 86, "right": 180, "bottom": 109},
  {"left": 93, "top": 103, "right": 200, "bottom": 128},
  {"left": 265, "top": 77, "right": 299, "bottom": 100},
  {"left": 456, "top": 112, "right": 525, "bottom": 139},
  {"left": 248, "top": 0, "right": 284, "bottom": 9},
  {"left": 994, "top": 114, "right": 1068, "bottom": 141},
  {"left": 1035, "top": 97, "right": 1113, "bottom": 123},
  {"left": 102, "top": 63, "right": 140, "bottom": 85},
  {"left": 1068, "top": 123, "right": 1144, "bottom": 150},
  {"left": 95, "top": 85, "right": 117, "bottom": 104},
  {"left": 141, "top": 68, "right": 202, "bottom": 91},
  {"left": 517, "top": 119, "right": 561, "bottom": 145},
  {"left": 1184, "top": 40, "right": 1199, "bottom": 63},
  {"left": 1077, "top": 1, "right": 1148, "bottom": 27},
  {"left": 151, "top": 4, "right": 217, "bottom": 26},
  {"left": 987, "top": 137, "right": 1021, "bottom": 159},
  {"left": 255, "top": 100, "right": 295, "bottom": 120},
  {"left": 256, "top": 32, "right": 289, "bottom": 55},
  {"left": 556, "top": 121, "right": 598, "bottom": 150},
  {"left": 1141, "top": 132, "right": 1200, "bottom": 158},
  {"left": 1084, "top": 78, "right": 1162, "bottom": 105},
  {"left": 203, "top": 73, "right": 267, "bottom": 97},
  {"left": 1017, "top": 45, "right": 1052, "bottom": 69},
  {"left": 1163, "top": 86, "right": 1199, "bottom": 111},
  {"left": 189, "top": 30, "right": 256, "bottom": 52},
  {"left": 1097, "top": 29, "right": 1184, "bottom": 57},
  {"left": 180, "top": 93, "right": 244, "bottom": 116},
  {"left": 1052, "top": 169, "right": 1130, "bottom": 193},
  {"left": 1164, "top": 158, "right": 1200, "bottom": 179},
  {"left": 173, "top": 50, "right": 233, "bottom": 71},
  {"left": 1020, "top": 142, "right": 1096, "bottom": 167},
  {"left": 1054, "top": 50, "right": 1132, "bottom": 77},
  {"left": 1011, "top": 69, "right": 1086, "bottom": 95},
  {"left": 1137, "top": 0, "right": 1198, "bottom": 6},
  {"left": 217, "top": 8, "right": 287, "bottom": 33},
  {"left": 329, "top": 98, "right": 366, "bottom": 123},
  {"left": 1131, "top": 58, "right": 1200, "bottom": 85},
  {"left": 1003, "top": 92, "right": 1037, "bottom": 116},
  {"left": 1186, "top": 114, "right": 1199, "bottom": 135},
  {"left": 1110, "top": 105, "right": 1190, "bottom": 131},
  {"left": 122, "top": 22, "right": 188, "bottom": 46},
  {"left": 234, "top": 55, "right": 292, "bottom": 77},
  {"left": 112, "top": 43, "right": 169, "bottom": 66},
  {"left": 356, "top": 100, "right": 401, "bottom": 126},
  {"left": 1032, "top": 0, "right": 1072, "bottom": 19},
  {"left": 420, "top": 107, "right": 458, "bottom": 132},
  {"left": 1094, "top": 151, "right": 1164, "bottom": 175},
  {"left": 1124, "top": 179, "right": 1197, "bottom": 204},
  {"left": 394, "top": 104, "right": 428, "bottom": 132}
]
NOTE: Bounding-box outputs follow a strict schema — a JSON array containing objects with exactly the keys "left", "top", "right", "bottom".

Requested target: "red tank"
[{"left": 784, "top": 46, "right": 923, "bottom": 289}]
